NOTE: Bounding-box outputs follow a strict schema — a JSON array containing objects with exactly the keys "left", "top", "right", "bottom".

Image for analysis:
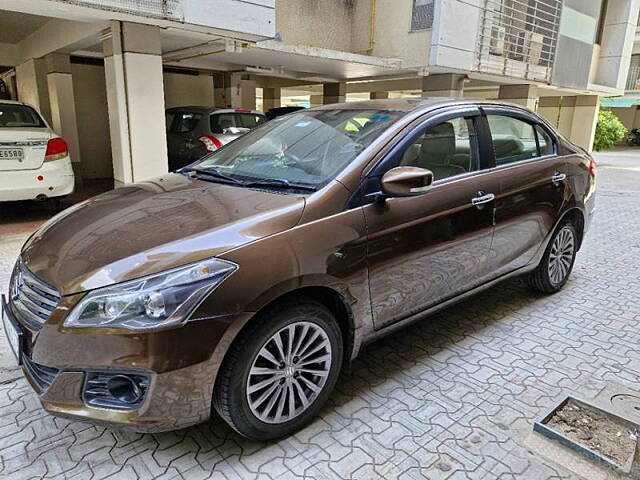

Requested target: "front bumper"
[
  {"left": 1, "top": 293, "right": 251, "bottom": 432},
  {"left": 0, "top": 157, "right": 74, "bottom": 202}
]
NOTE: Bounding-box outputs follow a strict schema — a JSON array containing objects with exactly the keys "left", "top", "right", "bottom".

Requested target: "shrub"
[{"left": 593, "top": 109, "right": 627, "bottom": 151}]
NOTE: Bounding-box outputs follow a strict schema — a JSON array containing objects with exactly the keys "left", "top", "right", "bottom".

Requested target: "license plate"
[
  {"left": 1, "top": 298, "right": 22, "bottom": 365},
  {"left": 0, "top": 148, "right": 23, "bottom": 160}
]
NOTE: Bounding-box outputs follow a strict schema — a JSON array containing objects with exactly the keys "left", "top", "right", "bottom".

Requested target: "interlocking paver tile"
[{"left": 0, "top": 152, "right": 639, "bottom": 479}]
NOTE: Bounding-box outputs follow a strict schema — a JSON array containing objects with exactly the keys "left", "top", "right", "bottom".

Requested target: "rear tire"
[
  {"left": 528, "top": 220, "right": 577, "bottom": 294},
  {"left": 213, "top": 298, "right": 343, "bottom": 440}
]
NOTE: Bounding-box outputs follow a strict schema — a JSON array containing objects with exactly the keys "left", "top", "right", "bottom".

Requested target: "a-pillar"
[
  {"left": 323, "top": 82, "right": 346, "bottom": 105},
  {"left": 214, "top": 73, "right": 256, "bottom": 109},
  {"left": 45, "top": 53, "right": 82, "bottom": 185},
  {"left": 498, "top": 84, "right": 538, "bottom": 110},
  {"left": 569, "top": 95, "right": 600, "bottom": 152},
  {"left": 262, "top": 87, "right": 281, "bottom": 111},
  {"left": 103, "top": 21, "right": 168, "bottom": 186},
  {"left": 369, "top": 91, "right": 389, "bottom": 100},
  {"left": 421, "top": 74, "right": 466, "bottom": 98}
]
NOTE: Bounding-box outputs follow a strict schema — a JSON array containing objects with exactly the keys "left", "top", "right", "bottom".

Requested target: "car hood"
[{"left": 21, "top": 174, "right": 305, "bottom": 295}]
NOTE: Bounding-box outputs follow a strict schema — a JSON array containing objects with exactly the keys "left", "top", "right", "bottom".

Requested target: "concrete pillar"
[
  {"left": 369, "top": 91, "right": 389, "bottom": 100},
  {"left": 421, "top": 74, "right": 466, "bottom": 98},
  {"left": 102, "top": 21, "right": 168, "bottom": 186},
  {"left": 538, "top": 95, "right": 600, "bottom": 151},
  {"left": 262, "top": 87, "right": 281, "bottom": 111},
  {"left": 310, "top": 95, "right": 323, "bottom": 107},
  {"left": 498, "top": 84, "right": 538, "bottom": 110},
  {"left": 569, "top": 95, "right": 600, "bottom": 152},
  {"left": 45, "top": 53, "right": 82, "bottom": 184},
  {"left": 323, "top": 82, "right": 346, "bottom": 105},
  {"left": 15, "top": 58, "right": 51, "bottom": 124},
  {"left": 213, "top": 73, "right": 256, "bottom": 109}
]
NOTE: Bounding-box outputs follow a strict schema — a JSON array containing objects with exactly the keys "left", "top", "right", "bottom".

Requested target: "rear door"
[
  {"left": 166, "top": 110, "right": 203, "bottom": 170},
  {"left": 0, "top": 103, "right": 50, "bottom": 171},
  {"left": 480, "top": 107, "right": 566, "bottom": 277},
  {"left": 362, "top": 107, "right": 497, "bottom": 329}
]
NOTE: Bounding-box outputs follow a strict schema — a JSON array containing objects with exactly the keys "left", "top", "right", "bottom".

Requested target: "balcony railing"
[
  {"left": 626, "top": 65, "right": 640, "bottom": 91},
  {"left": 475, "top": 0, "right": 561, "bottom": 83},
  {"left": 61, "top": 0, "right": 183, "bottom": 21}
]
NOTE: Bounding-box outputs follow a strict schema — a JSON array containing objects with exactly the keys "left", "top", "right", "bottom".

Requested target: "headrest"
[{"left": 420, "top": 122, "right": 455, "bottom": 164}]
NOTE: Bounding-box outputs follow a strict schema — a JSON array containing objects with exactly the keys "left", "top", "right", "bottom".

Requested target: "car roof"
[
  {"left": 166, "top": 106, "right": 264, "bottom": 116},
  {"left": 0, "top": 100, "right": 27, "bottom": 106},
  {"left": 312, "top": 97, "right": 536, "bottom": 115}
]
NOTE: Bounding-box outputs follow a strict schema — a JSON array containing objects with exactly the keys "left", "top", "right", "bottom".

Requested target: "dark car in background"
[
  {"left": 166, "top": 106, "right": 265, "bottom": 171},
  {"left": 265, "top": 106, "right": 306, "bottom": 120}
]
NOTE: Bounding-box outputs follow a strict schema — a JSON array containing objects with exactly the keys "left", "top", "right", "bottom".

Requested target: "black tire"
[
  {"left": 528, "top": 220, "right": 578, "bottom": 294},
  {"left": 212, "top": 298, "right": 343, "bottom": 440}
]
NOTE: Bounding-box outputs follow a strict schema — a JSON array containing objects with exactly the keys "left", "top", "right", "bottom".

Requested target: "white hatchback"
[{"left": 0, "top": 100, "right": 74, "bottom": 202}]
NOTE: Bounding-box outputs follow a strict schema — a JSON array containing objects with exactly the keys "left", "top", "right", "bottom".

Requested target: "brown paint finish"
[{"left": 4, "top": 99, "right": 595, "bottom": 432}]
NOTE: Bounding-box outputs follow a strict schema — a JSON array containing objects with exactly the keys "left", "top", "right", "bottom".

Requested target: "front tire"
[
  {"left": 528, "top": 221, "right": 577, "bottom": 293},
  {"left": 213, "top": 299, "right": 343, "bottom": 440}
]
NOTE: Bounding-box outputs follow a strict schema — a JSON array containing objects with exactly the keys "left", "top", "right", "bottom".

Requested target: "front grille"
[
  {"left": 9, "top": 260, "right": 60, "bottom": 329},
  {"left": 23, "top": 355, "right": 59, "bottom": 390}
]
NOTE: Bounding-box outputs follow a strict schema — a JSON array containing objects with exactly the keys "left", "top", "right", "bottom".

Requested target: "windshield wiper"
[
  {"left": 243, "top": 178, "right": 317, "bottom": 192},
  {"left": 183, "top": 167, "right": 243, "bottom": 185}
]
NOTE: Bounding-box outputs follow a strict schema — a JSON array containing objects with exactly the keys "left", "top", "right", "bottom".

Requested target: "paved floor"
[{"left": 0, "top": 151, "right": 639, "bottom": 479}]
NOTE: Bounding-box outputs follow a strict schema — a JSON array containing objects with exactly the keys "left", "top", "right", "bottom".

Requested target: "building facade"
[{"left": 0, "top": 0, "right": 638, "bottom": 188}]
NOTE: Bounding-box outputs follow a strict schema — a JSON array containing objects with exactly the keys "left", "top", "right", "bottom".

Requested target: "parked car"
[
  {"left": 0, "top": 100, "right": 74, "bottom": 203},
  {"left": 166, "top": 106, "right": 265, "bottom": 171},
  {"left": 265, "top": 106, "right": 306, "bottom": 120},
  {"left": 2, "top": 99, "right": 595, "bottom": 440}
]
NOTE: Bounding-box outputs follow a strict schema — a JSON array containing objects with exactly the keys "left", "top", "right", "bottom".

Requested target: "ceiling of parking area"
[{"left": 0, "top": 11, "right": 49, "bottom": 44}]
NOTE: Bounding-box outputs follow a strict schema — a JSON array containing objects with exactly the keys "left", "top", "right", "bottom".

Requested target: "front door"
[
  {"left": 362, "top": 110, "right": 497, "bottom": 329},
  {"left": 480, "top": 109, "right": 567, "bottom": 278}
]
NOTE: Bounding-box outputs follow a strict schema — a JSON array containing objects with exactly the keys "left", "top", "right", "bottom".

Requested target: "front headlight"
[{"left": 64, "top": 258, "right": 237, "bottom": 331}]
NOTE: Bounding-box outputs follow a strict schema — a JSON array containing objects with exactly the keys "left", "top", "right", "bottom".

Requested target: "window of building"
[{"left": 411, "top": 0, "right": 435, "bottom": 31}]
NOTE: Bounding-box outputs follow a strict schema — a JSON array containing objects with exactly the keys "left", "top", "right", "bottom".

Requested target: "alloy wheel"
[
  {"left": 246, "top": 321, "right": 332, "bottom": 424},
  {"left": 548, "top": 226, "right": 575, "bottom": 286}
]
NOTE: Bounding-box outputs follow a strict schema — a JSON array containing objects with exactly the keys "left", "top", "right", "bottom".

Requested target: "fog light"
[
  {"left": 107, "top": 375, "right": 144, "bottom": 404},
  {"left": 84, "top": 372, "right": 150, "bottom": 411}
]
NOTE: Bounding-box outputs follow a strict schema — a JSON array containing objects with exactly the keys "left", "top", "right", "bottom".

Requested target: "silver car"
[{"left": 166, "top": 107, "right": 266, "bottom": 171}]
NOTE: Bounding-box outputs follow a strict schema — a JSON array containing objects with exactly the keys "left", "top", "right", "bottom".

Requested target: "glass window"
[
  {"left": 0, "top": 104, "right": 45, "bottom": 128},
  {"left": 411, "top": 0, "right": 435, "bottom": 30},
  {"left": 536, "top": 125, "right": 554, "bottom": 156},
  {"left": 487, "top": 115, "right": 538, "bottom": 165},
  {"left": 236, "top": 114, "right": 265, "bottom": 129},
  {"left": 210, "top": 113, "right": 236, "bottom": 134},
  {"left": 195, "top": 109, "right": 405, "bottom": 188},
  {"left": 167, "top": 111, "right": 201, "bottom": 133},
  {"left": 399, "top": 117, "right": 478, "bottom": 181}
]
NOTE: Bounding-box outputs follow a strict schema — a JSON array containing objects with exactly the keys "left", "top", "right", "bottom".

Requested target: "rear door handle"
[
  {"left": 471, "top": 192, "right": 495, "bottom": 207},
  {"left": 552, "top": 172, "right": 567, "bottom": 184}
]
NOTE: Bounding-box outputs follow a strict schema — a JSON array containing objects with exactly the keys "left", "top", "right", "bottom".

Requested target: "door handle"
[
  {"left": 471, "top": 192, "right": 495, "bottom": 207},
  {"left": 551, "top": 172, "right": 567, "bottom": 185}
]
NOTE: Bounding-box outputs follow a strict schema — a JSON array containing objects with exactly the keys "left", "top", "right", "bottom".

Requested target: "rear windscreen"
[
  {"left": 0, "top": 104, "right": 45, "bottom": 128},
  {"left": 166, "top": 111, "right": 202, "bottom": 133},
  {"left": 210, "top": 113, "right": 266, "bottom": 133}
]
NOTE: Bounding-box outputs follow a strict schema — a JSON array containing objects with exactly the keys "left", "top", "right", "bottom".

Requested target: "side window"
[
  {"left": 210, "top": 113, "right": 236, "bottom": 134},
  {"left": 399, "top": 117, "right": 478, "bottom": 181},
  {"left": 536, "top": 125, "right": 555, "bottom": 156},
  {"left": 487, "top": 115, "right": 538, "bottom": 165}
]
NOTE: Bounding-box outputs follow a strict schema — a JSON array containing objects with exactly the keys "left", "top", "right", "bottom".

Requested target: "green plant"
[{"left": 593, "top": 109, "right": 627, "bottom": 151}]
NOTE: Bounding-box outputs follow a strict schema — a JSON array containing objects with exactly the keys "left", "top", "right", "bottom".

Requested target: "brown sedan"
[{"left": 2, "top": 99, "right": 596, "bottom": 440}]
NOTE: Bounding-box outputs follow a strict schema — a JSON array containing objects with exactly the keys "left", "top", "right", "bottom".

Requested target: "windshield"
[
  {"left": 194, "top": 109, "right": 405, "bottom": 188},
  {"left": 0, "top": 104, "right": 45, "bottom": 128}
]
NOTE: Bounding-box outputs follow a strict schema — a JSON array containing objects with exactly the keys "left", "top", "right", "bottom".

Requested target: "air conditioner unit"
[
  {"left": 490, "top": 25, "right": 506, "bottom": 56},
  {"left": 515, "top": 31, "right": 544, "bottom": 64}
]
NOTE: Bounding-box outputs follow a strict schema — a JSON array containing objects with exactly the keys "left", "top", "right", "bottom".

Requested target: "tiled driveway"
[{"left": 0, "top": 152, "right": 639, "bottom": 479}]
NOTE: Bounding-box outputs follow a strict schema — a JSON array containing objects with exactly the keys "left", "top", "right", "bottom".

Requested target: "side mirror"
[{"left": 380, "top": 166, "right": 434, "bottom": 198}]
